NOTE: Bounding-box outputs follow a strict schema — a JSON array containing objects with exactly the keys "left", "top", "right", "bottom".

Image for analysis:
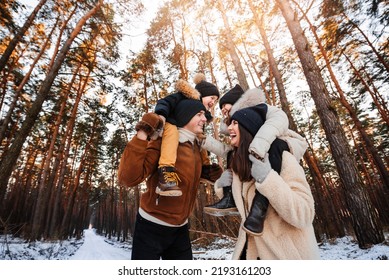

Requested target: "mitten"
[
  {"left": 219, "top": 118, "right": 230, "bottom": 136},
  {"left": 135, "top": 112, "right": 164, "bottom": 140},
  {"left": 201, "top": 163, "right": 223, "bottom": 182},
  {"left": 249, "top": 153, "right": 272, "bottom": 183},
  {"left": 208, "top": 163, "right": 223, "bottom": 182},
  {"left": 217, "top": 169, "right": 233, "bottom": 187}
]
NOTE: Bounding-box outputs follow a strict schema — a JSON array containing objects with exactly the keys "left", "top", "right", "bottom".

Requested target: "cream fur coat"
[
  {"left": 203, "top": 136, "right": 320, "bottom": 259},
  {"left": 204, "top": 86, "right": 320, "bottom": 259},
  {"left": 231, "top": 151, "right": 320, "bottom": 260}
]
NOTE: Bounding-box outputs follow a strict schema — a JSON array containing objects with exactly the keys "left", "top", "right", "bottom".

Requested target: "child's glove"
[
  {"left": 135, "top": 113, "right": 164, "bottom": 140},
  {"left": 249, "top": 153, "right": 272, "bottom": 183},
  {"left": 216, "top": 169, "right": 233, "bottom": 187}
]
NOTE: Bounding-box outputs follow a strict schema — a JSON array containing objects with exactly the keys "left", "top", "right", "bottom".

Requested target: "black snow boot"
[
  {"left": 203, "top": 186, "right": 239, "bottom": 216},
  {"left": 243, "top": 190, "right": 269, "bottom": 236}
]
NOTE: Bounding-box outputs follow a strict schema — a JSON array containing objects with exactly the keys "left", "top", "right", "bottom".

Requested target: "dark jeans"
[{"left": 131, "top": 212, "right": 193, "bottom": 260}]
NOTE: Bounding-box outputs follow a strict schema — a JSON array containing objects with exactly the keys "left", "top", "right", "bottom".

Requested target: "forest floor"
[{"left": 1, "top": 228, "right": 389, "bottom": 260}]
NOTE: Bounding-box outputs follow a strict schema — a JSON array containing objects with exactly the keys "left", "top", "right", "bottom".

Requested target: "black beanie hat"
[
  {"left": 219, "top": 84, "right": 244, "bottom": 109},
  {"left": 193, "top": 73, "right": 220, "bottom": 98},
  {"left": 174, "top": 99, "right": 206, "bottom": 127},
  {"left": 230, "top": 105, "right": 268, "bottom": 137}
]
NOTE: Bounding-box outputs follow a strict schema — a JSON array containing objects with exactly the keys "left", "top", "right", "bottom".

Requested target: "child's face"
[
  {"left": 221, "top": 103, "right": 232, "bottom": 118},
  {"left": 202, "top": 96, "right": 218, "bottom": 110}
]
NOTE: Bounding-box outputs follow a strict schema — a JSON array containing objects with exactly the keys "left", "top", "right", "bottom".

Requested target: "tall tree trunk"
[
  {"left": 342, "top": 53, "right": 389, "bottom": 126},
  {"left": 60, "top": 117, "right": 97, "bottom": 238},
  {"left": 295, "top": 2, "right": 389, "bottom": 189},
  {"left": 249, "top": 1, "right": 338, "bottom": 239},
  {"left": 248, "top": 0, "right": 294, "bottom": 124},
  {"left": 49, "top": 67, "right": 89, "bottom": 237},
  {"left": 0, "top": 0, "right": 103, "bottom": 205},
  {"left": 30, "top": 91, "right": 68, "bottom": 240},
  {"left": 47, "top": 60, "right": 85, "bottom": 237},
  {"left": 0, "top": 18, "right": 58, "bottom": 146},
  {"left": 216, "top": 0, "right": 249, "bottom": 90},
  {"left": 344, "top": 13, "right": 389, "bottom": 74},
  {"left": 275, "top": 0, "right": 384, "bottom": 248},
  {"left": 0, "top": 0, "right": 48, "bottom": 72}
]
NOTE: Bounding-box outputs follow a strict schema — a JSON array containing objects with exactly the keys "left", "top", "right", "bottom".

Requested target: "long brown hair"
[{"left": 230, "top": 125, "right": 254, "bottom": 182}]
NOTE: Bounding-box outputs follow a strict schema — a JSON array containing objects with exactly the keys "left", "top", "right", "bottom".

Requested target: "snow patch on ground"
[
  {"left": 1, "top": 229, "right": 389, "bottom": 260},
  {"left": 318, "top": 236, "right": 388, "bottom": 260}
]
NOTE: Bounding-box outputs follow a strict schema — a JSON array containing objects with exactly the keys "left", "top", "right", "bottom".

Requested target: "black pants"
[
  {"left": 268, "top": 138, "right": 290, "bottom": 174},
  {"left": 131, "top": 212, "right": 193, "bottom": 260}
]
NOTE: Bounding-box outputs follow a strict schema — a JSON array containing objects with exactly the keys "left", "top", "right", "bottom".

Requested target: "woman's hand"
[
  {"left": 249, "top": 153, "right": 272, "bottom": 183},
  {"left": 216, "top": 169, "right": 233, "bottom": 187}
]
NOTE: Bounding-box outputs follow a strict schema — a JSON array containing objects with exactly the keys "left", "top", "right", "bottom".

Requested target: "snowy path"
[{"left": 70, "top": 229, "right": 132, "bottom": 260}]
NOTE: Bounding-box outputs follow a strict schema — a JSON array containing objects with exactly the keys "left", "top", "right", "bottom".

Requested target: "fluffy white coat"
[{"left": 231, "top": 151, "right": 320, "bottom": 259}]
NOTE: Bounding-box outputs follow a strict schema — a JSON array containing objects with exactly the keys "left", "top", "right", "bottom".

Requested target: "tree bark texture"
[
  {"left": 275, "top": 0, "right": 384, "bottom": 248},
  {"left": 0, "top": 0, "right": 48, "bottom": 72},
  {"left": 0, "top": 0, "right": 103, "bottom": 205},
  {"left": 216, "top": 0, "right": 249, "bottom": 91}
]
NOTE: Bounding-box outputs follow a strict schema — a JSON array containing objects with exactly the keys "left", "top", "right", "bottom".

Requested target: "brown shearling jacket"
[{"left": 118, "top": 136, "right": 203, "bottom": 225}]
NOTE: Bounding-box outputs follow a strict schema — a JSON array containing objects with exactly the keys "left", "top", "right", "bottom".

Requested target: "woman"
[
  {"left": 204, "top": 85, "right": 306, "bottom": 237},
  {"left": 209, "top": 105, "right": 320, "bottom": 260}
]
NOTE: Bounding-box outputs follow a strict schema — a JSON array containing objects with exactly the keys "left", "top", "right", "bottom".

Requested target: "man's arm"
[
  {"left": 118, "top": 135, "right": 161, "bottom": 187},
  {"left": 118, "top": 113, "right": 163, "bottom": 187}
]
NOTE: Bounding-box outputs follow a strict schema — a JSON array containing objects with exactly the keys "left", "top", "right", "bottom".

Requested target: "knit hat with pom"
[{"left": 193, "top": 73, "right": 220, "bottom": 98}]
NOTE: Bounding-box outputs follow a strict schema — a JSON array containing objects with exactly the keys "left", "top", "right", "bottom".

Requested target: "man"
[{"left": 118, "top": 98, "right": 208, "bottom": 260}]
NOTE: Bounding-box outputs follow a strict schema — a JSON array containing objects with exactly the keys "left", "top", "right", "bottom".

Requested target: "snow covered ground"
[
  {"left": 1, "top": 229, "right": 388, "bottom": 280},
  {"left": 1, "top": 228, "right": 388, "bottom": 260}
]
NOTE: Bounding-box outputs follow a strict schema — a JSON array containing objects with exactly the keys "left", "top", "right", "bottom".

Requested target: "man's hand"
[
  {"left": 201, "top": 163, "right": 223, "bottom": 183},
  {"left": 135, "top": 113, "right": 164, "bottom": 140},
  {"left": 249, "top": 153, "right": 271, "bottom": 183}
]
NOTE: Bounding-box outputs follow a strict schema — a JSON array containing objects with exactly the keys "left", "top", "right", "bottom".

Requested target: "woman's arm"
[{"left": 202, "top": 135, "right": 233, "bottom": 159}]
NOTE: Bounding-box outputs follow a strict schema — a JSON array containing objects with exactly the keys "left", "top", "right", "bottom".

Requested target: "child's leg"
[
  {"left": 203, "top": 167, "right": 237, "bottom": 215},
  {"left": 203, "top": 152, "right": 237, "bottom": 216},
  {"left": 157, "top": 123, "right": 181, "bottom": 196},
  {"left": 203, "top": 183, "right": 237, "bottom": 216},
  {"left": 159, "top": 122, "right": 179, "bottom": 167},
  {"left": 243, "top": 190, "right": 269, "bottom": 235},
  {"left": 243, "top": 138, "right": 290, "bottom": 235}
]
